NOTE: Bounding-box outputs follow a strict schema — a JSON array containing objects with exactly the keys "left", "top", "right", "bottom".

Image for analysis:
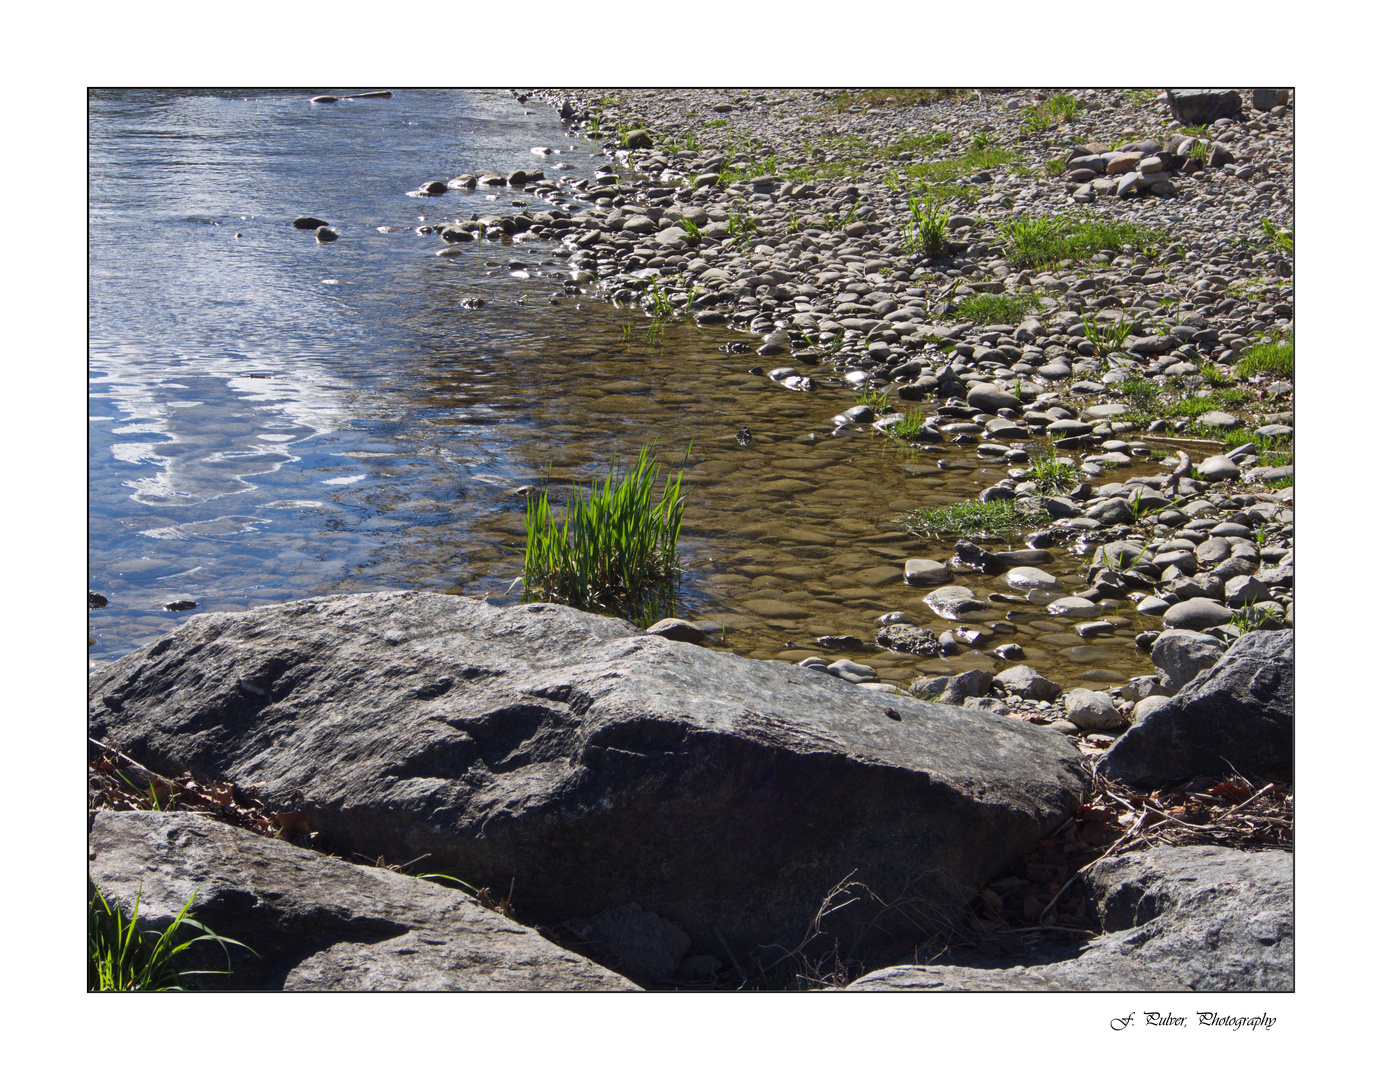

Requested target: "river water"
[{"left": 89, "top": 88, "right": 1156, "bottom": 691}]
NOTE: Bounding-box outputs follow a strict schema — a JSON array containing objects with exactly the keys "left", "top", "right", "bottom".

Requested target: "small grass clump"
[
  {"left": 1000, "top": 214, "right": 1167, "bottom": 268},
  {"left": 854, "top": 386, "right": 891, "bottom": 413},
  {"left": 645, "top": 277, "right": 675, "bottom": 320},
  {"left": 1260, "top": 218, "right": 1293, "bottom": 255},
  {"left": 1222, "top": 430, "right": 1294, "bottom": 468},
  {"left": 1160, "top": 387, "right": 1247, "bottom": 421},
  {"left": 1119, "top": 375, "right": 1161, "bottom": 415},
  {"left": 954, "top": 293, "right": 1039, "bottom": 324},
  {"left": 1199, "top": 364, "right": 1234, "bottom": 388},
  {"left": 1236, "top": 340, "right": 1293, "bottom": 379},
  {"left": 1025, "top": 447, "right": 1080, "bottom": 494},
  {"left": 90, "top": 882, "right": 248, "bottom": 991},
  {"left": 904, "top": 143, "right": 1013, "bottom": 185},
  {"left": 830, "top": 89, "right": 970, "bottom": 111},
  {"left": 523, "top": 444, "right": 688, "bottom": 625},
  {"left": 902, "top": 194, "right": 949, "bottom": 256},
  {"left": 880, "top": 408, "right": 931, "bottom": 442},
  {"left": 1020, "top": 93, "right": 1082, "bottom": 134},
  {"left": 903, "top": 498, "right": 1049, "bottom": 538},
  {"left": 910, "top": 181, "right": 978, "bottom": 206},
  {"left": 724, "top": 205, "right": 759, "bottom": 250},
  {"left": 999, "top": 215, "right": 1066, "bottom": 266},
  {"left": 1118, "top": 377, "right": 1255, "bottom": 432},
  {"left": 1080, "top": 314, "right": 1134, "bottom": 357},
  {"left": 1230, "top": 600, "right": 1280, "bottom": 633}
]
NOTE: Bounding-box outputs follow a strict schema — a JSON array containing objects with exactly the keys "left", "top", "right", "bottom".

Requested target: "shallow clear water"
[{"left": 89, "top": 88, "right": 1157, "bottom": 690}]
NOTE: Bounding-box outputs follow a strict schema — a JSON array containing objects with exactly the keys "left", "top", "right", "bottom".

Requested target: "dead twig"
[{"left": 1038, "top": 807, "right": 1149, "bottom": 922}]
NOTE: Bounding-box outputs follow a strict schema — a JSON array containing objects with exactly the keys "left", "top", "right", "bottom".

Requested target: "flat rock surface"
[
  {"left": 89, "top": 591, "right": 1089, "bottom": 960},
  {"left": 88, "top": 810, "right": 638, "bottom": 991}
]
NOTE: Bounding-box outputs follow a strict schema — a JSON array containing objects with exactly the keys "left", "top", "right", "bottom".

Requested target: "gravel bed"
[{"left": 472, "top": 87, "right": 1294, "bottom": 753}]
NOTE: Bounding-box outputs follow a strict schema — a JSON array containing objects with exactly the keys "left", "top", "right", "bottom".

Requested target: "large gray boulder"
[
  {"left": 88, "top": 811, "right": 638, "bottom": 990},
  {"left": 1099, "top": 630, "right": 1292, "bottom": 787},
  {"left": 89, "top": 591, "right": 1088, "bottom": 962},
  {"left": 1166, "top": 89, "right": 1243, "bottom": 126},
  {"left": 847, "top": 844, "right": 1291, "bottom": 990}
]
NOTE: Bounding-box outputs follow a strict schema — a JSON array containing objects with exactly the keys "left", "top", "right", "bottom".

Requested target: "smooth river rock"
[
  {"left": 1004, "top": 565, "right": 1058, "bottom": 590},
  {"left": 1162, "top": 597, "right": 1233, "bottom": 630},
  {"left": 923, "top": 585, "right": 988, "bottom": 620},
  {"left": 903, "top": 558, "right": 952, "bottom": 585},
  {"left": 1151, "top": 629, "right": 1227, "bottom": 692}
]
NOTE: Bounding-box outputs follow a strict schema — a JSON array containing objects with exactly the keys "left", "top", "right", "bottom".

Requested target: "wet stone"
[
  {"left": 993, "top": 550, "right": 1052, "bottom": 567},
  {"left": 1004, "top": 565, "right": 1058, "bottom": 590},
  {"left": 1137, "top": 596, "right": 1172, "bottom": 616},
  {"left": 909, "top": 669, "right": 993, "bottom": 705},
  {"left": 1197, "top": 455, "right": 1241, "bottom": 482},
  {"left": 904, "top": 559, "right": 952, "bottom": 586},
  {"left": 925, "top": 586, "right": 988, "bottom": 620},
  {"left": 1047, "top": 596, "right": 1099, "bottom": 617},
  {"left": 876, "top": 624, "right": 942, "bottom": 657}
]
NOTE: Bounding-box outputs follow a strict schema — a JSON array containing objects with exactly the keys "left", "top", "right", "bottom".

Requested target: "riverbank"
[
  {"left": 87, "top": 89, "right": 1295, "bottom": 993},
  {"left": 511, "top": 87, "right": 1293, "bottom": 738}
]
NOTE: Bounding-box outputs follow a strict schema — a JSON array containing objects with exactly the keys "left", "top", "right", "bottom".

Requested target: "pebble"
[
  {"left": 876, "top": 624, "right": 942, "bottom": 657},
  {"left": 906, "top": 564, "right": 951, "bottom": 595},
  {"left": 827, "top": 659, "right": 878, "bottom": 684},
  {"left": 924, "top": 585, "right": 988, "bottom": 620},
  {"left": 1047, "top": 596, "right": 1099, "bottom": 616},
  {"left": 1197, "top": 455, "right": 1242, "bottom": 482},
  {"left": 645, "top": 618, "right": 707, "bottom": 643},
  {"left": 991, "top": 664, "right": 1061, "bottom": 702},
  {"left": 1064, "top": 688, "right": 1123, "bottom": 731},
  {"left": 1161, "top": 597, "right": 1234, "bottom": 631},
  {"left": 1004, "top": 565, "right": 1059, "bottom": 590}
]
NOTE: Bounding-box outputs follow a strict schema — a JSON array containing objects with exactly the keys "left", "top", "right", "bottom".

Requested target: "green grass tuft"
[
  {"left": 89, "top": 882, "right": 250, "bottom": 991},
  {"left": 1221, "top": 430, "right": 1293, "bottom": 468},
  {"left": 854, "top": 386, "right": 891, "bottom": 413},
  {"left": 1000, "top": 213, "right": 1167, "bottom": 268},
  {"left": 1020, "top": 93, "right": 1082, "bottom": 134},
  {"left": 1260, "top": 219, "right": 1293, "bottom": 254},
  {"left": 902, "top": 498, "right": 1050, "bottom": 538},
  {"left": 1025, "top": 446, "right": 1080, "bottom": 494},
  {"left": 954, "top": 292, "right": 1039, "bottom": 324},
  {"left": 1236, "top": 340, "right": 1293, "bottom": 379},
  {"left": 830, "top": 89, "right": 971, "bottom": 111},
  {"left": 523, "top": 444, "right": 689, "bottom": 625},
  {"left": 902, "top": 194, "right": 949, "bottom": 256},
  {"left": 880, "top": 408, "right": 931, "bottom": 442},
  {"left": 1080, "top": 314, "right": 1133, "bottom": 357}
]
